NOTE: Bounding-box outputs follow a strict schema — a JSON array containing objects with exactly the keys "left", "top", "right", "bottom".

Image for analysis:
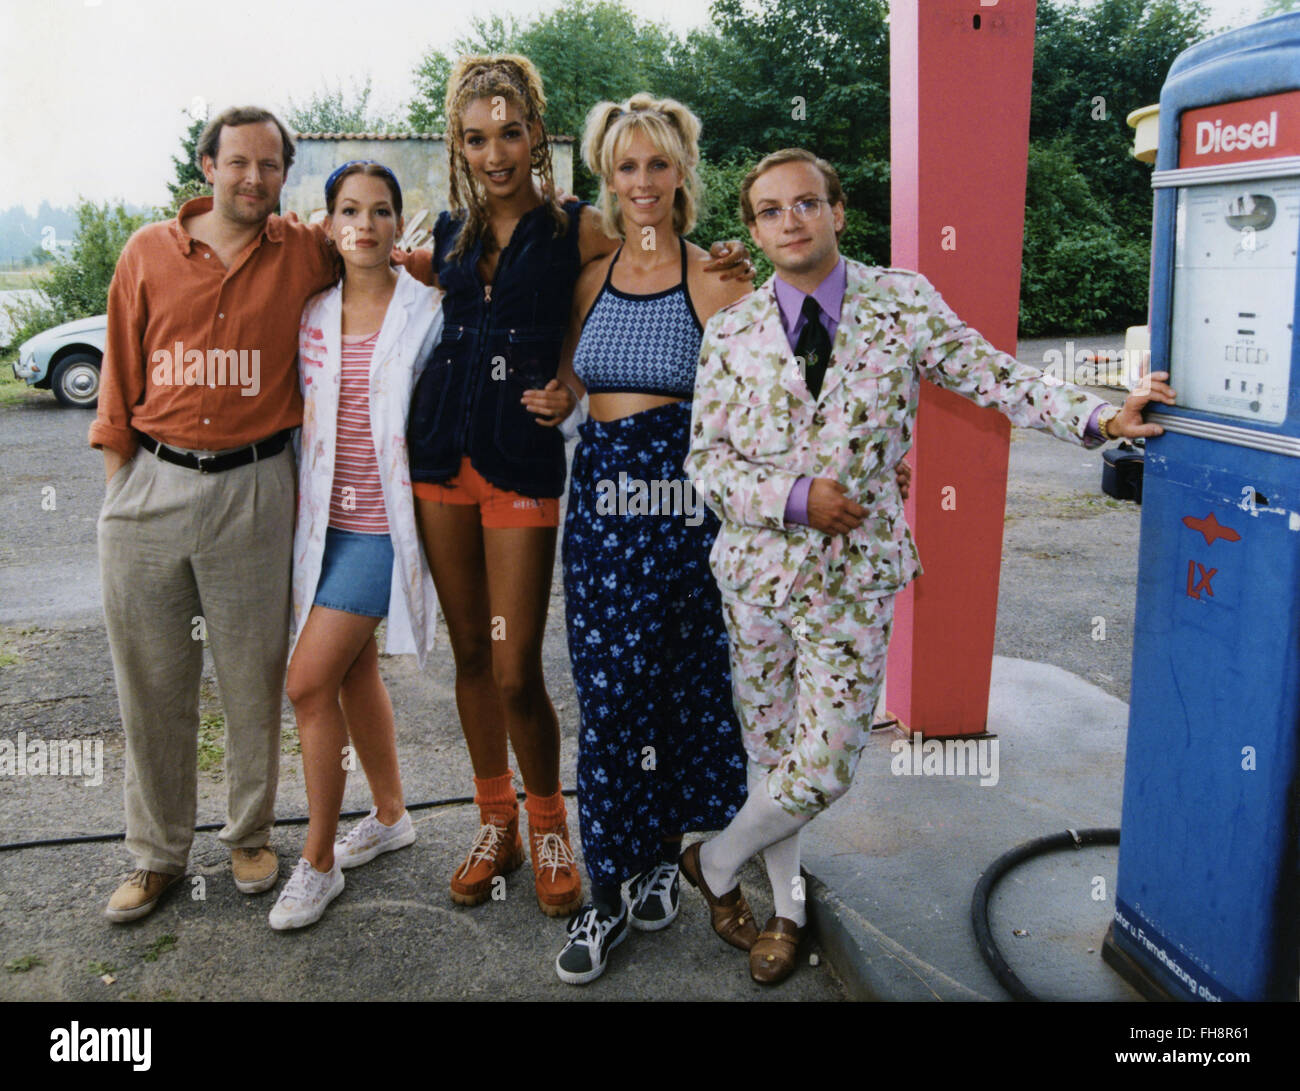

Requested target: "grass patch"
[
  {"left": 281, "top": 721, "right": 300, "bottom": 756},
  {"left": 5, "top": 954, "right": 42, "bottom": 972},
  {"left": 1031, "top": 492, "right": 1126, "bottom": 520},
  {"left": 197, "top": 712, "right": 225, "bottom": 775},
  {"left": 197, "top": 678, "right": 298, "bottom": 768},
  {"left": 138, "top": 935, "right": 177, "bottom": 963},
  {"left": 0, "top": 625, "right": 38, "bottom": 667},
  {"left": 0, "top": 368, "right": 42, "bottom": 408},
  {"left": 0, "top": 270, "right": 42, "bottom": 290},
  {"left": 89, "top": 960, "right": 117, "bottom": 976}
]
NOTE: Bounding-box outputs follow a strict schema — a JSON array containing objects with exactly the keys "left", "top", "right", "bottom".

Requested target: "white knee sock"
[
  {"left": 747, "top": 760, "right": 806, "bottom": 926},
  {"left": 701, "top": 761, "right": 809, "bottom": 896},
  {"left": 764, "top": 828, "right": 806, "bottom": 926}
]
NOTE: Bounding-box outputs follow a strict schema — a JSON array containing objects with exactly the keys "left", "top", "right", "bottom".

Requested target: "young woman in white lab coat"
[{"left": 269, "top": 162, "right": 442, "bottom": 929}]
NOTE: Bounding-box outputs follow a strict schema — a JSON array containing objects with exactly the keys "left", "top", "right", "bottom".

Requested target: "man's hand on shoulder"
[
  {"left": 704, "top": 240, "right": 755, "bottom": 283},
  {"left": 807, "top": 478, "right": 866, "bottom": 536}
]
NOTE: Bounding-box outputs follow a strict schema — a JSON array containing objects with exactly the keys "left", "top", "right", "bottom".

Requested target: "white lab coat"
[{"left": 290, "top": 267, "right": 443, "bottom": 666}]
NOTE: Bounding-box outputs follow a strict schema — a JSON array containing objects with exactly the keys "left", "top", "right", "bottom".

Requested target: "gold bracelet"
[{"left": 1099, "top": 407, "right": 1120, "bottom": 441}]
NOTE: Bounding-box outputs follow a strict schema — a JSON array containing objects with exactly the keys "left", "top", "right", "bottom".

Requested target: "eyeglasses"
[{"left": 754, "top": 198, "right": 827, "bottom": 226}]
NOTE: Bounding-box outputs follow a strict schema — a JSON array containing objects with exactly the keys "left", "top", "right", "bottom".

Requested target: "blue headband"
[{"left": 324, "top": 160, "right": 402, "bottom": 207}]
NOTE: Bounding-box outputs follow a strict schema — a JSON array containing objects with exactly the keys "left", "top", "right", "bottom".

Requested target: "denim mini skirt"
[{"left": 312, "top": 526, "right": 394, "bottom": 618}]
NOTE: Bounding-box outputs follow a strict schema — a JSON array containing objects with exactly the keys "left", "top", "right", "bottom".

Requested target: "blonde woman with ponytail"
[
  {"left": 547, "top": 94, "right": 755, "bottom": 984},
  {"left": 400, "top": 59, "right": 752, "bottom": 921}
]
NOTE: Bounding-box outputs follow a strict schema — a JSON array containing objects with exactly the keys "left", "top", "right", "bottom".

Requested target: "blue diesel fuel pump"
[{"left": 1101, "top": 13, "right": 1300, "bottom": 1002}]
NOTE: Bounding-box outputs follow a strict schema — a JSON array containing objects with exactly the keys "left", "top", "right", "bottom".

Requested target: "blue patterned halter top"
[{"left": 572, "top": 236, "right": 704, "bottom": 398}]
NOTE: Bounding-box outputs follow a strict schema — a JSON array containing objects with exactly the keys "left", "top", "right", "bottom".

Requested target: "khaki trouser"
[{"left": 97, "top": 444, "right": 295, "bottom": 873}]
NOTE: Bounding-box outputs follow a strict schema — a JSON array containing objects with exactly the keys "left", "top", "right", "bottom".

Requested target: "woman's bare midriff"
[{"left": 588, "top": 392, "right": 684, "bottom": 422}]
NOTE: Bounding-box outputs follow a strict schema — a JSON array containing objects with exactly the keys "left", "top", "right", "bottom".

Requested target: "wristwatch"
[{"left": 1098, "top": 406, "right": 1121, "bottom": 441}]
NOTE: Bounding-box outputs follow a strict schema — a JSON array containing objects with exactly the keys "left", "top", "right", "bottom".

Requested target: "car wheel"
[{"left": 51, "top": 353, "right": 101, "bottom": 409}]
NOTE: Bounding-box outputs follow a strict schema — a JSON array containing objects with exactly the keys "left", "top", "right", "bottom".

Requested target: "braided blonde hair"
[
  {"left": 581, "top": 93, "right": 702, "bottom": 239},
  {"left": 444, "top": 54, "right": 566, "bottom": 262}
]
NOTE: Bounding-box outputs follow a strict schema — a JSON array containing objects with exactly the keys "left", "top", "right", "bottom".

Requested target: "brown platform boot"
[
  {"left": 525, "top": 790, "right": 582, "bottom": 918},
  {"left": 450, "top": 772, "right": 524, "bottom": 906}
]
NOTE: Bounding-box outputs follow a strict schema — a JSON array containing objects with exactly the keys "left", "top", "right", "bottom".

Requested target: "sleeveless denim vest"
[{"left": 407, "top": 201, "right": 584, "bottom": 498}]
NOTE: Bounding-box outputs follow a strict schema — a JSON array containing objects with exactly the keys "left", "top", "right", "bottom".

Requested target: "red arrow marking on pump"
[{"left": 1182, "top": 512, "right": 1241, "bottom": 547}]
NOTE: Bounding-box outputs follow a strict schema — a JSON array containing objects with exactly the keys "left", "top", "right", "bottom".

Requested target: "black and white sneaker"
[
  {"left": 555, "top": 903, "right": 629, "bottom": 985},
  {"left": 626, "top": 862, "right": 680, "bottom": 931}
]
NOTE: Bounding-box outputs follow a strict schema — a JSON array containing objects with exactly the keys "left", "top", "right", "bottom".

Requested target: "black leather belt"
[{"left": 139, "top": 430, "right": 290, "bottom": 474}]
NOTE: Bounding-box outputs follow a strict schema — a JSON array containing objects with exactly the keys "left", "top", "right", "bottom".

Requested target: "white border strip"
[
  {"left": 1157, "top": 415, "right": 1300, "bottom": 457},
  {"left": 1151, "top": 155, "right": 1300, "bottom": 188}
]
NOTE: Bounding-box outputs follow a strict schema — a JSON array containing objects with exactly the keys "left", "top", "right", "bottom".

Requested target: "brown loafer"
[
  {"left": 750, "top": 915, "right": 805, "bottom": 985},
  {"left": 679, "top": 841, "right": 759, "bottom": 951}
]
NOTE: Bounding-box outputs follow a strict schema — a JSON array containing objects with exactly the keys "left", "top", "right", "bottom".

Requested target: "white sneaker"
[
  {"left": 555, "top": 902, "right": 629, "bottom": 985},
  {"left": 626, "top": 862, "right": 680, "bottom": 931},
  {"left": 335, "top": 807, "right": 416, "bottom": 869},
  {"left": 268, "top": 857, "right": 344, "bottom": 930}
]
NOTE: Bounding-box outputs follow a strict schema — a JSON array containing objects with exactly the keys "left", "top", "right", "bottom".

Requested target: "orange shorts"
[{"left": 412, "top": 457, "right": 560, "bottom": 529}]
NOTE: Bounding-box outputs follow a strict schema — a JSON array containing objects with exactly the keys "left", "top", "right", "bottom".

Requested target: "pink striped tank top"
[{"left": 329, "top": 331, "right": 388, "bottom": 533}]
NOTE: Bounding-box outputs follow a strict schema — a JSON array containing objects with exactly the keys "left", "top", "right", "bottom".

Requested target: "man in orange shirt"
[{"left": 91, "top": 107, "right": 339, "bottom": 921}]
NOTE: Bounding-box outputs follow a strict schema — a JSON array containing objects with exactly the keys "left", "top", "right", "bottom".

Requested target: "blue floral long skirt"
[{"left": 562, "top": 401, "right": 748, "bottom": 888}]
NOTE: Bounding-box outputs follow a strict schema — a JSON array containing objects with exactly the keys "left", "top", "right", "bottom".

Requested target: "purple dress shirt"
[{"left": 774, "top": 261, "right": 845, "bottom": 526}]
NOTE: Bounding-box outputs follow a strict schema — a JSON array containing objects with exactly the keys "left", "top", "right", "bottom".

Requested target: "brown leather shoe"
[
  {"left": 749, "top": 916, "right": 805, "bottom": 984},
  {"left": 231, "top": 846, "right": 278, "bottom": 894},
  {"left": 104, "top": 868, "right": 182, "bottom": 923},
  {"left": 450, "top": 809, "right": 525, "bottom": 906},
  {"left": 679, "top": 841, "right": 759, "bottom": 951}
]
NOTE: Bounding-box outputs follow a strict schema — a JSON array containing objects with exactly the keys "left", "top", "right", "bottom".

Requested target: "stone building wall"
[{"left": 280, "top": 132, "right": 574, "bottom": 247}]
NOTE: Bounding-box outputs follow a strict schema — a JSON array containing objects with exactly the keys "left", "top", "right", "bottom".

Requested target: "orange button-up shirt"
[{"left": 89, "top": 196, "right": 339, "bottom": 460}]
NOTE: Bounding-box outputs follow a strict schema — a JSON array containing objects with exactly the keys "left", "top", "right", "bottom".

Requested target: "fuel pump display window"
[{"left": 1170, "top": 176, "right": 1298, "bottom": 424}]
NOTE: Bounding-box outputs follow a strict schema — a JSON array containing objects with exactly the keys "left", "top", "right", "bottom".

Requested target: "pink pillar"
[{"left": 887, "top": 0, "right": 1038, "bottom": 736}]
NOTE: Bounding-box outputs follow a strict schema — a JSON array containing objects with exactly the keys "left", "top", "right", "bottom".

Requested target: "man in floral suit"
[{"left": 680, "top": 147, "right": 1174, "bottom": 985}]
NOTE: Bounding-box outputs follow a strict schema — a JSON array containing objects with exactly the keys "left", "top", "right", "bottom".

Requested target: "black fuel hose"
[
  {"left": 970, "top": 826, "right": 1120, "bottom": 1002},
  {"left": 0, "top": 789, "right": 577, "bottom": 853}
]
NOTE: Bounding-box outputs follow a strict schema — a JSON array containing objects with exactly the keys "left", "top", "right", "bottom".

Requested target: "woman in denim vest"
[{"left": 402, "top": 55, "right": 751, "bottom": 918}]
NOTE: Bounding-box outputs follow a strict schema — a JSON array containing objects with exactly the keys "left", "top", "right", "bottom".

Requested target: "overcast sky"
[{"left": 0, "top": 0, "right": 1277, "bottom": 213}]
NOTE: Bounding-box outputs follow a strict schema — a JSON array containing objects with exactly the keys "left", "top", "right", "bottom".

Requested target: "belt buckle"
[{"left": 195, "top": 451, "right": 218, "bottom": 474}]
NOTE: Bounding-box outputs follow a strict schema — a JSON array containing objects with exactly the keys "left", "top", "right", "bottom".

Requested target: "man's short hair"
[
  {"left": 195, "top": 107, "right": 296, "bottom": 172},
  {"left": 739, "top": 147, "right": 845, "bottom": 225}
]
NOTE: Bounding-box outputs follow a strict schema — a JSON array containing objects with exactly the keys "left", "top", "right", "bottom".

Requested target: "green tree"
[
  {"left": 392, "top": 0, "right": 1210, "bottom": 330},
  {"left": 285, "top": 75, "right": 403, "bottom": 134},
  {"left": 1019, "top": 139, "right": 1150, "bottom": 334},
  {"left": 2, "top": 201, "right": 149, "bottom": 350},
  {"left": 407, "top": 51, "right": 453, "bottom": 133},
  {"left": 664, "top": 0, "right": 892, "bottom": 263},
  {"left": 1030, "top": 0, "right": 1210, "bottom": 238},
  {"left": 1260, "top": 0, "right": 1299, "bottom": 15},
  {"left": 169, "top": 116, "right": 209, "bottom": 201}
]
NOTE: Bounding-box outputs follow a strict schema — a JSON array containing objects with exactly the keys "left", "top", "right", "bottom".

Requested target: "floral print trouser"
[
  {"left": 563, "top": 402, "right": 748, "bottom": 887},
  {"left": 722, "top": 584, "right": 895, "bottom": 819}
]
